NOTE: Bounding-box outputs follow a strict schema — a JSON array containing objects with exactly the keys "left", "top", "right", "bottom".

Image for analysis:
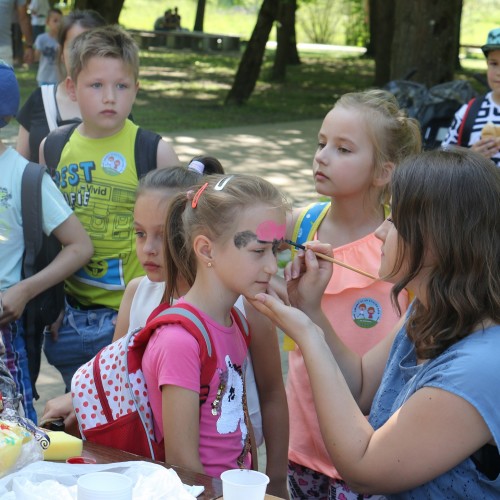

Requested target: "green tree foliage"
[
  {"left": 344, "top": 0, "right": 369, "bottom": 47},
  {"left": 299, "top": 0, "right": 343, "bottom": 45}
]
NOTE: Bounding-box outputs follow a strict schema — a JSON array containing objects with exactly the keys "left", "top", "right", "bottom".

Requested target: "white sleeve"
[{"left": 40, "top": 173, "right": 73, "bottom": 235}]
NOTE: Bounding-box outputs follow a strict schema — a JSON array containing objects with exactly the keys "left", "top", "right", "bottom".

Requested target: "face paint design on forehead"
[
  {"left": 255, "top": 220, "right": 286, "bottom": 243},
  {"left": 233, "top": 220, "right": 286, "bottom": 255}
]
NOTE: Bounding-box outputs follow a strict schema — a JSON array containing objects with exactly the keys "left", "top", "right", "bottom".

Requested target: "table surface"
[{"left": 81, "top": 441, "right": 222, "bottom": 499}]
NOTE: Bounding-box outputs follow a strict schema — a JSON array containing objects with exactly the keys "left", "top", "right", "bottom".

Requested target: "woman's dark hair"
[{"left": 390, "top": 147, "right": 500, "bottom": 359}]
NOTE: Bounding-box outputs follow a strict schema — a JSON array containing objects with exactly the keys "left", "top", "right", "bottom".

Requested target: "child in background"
[
  {"left": 284, "top": 89, "right": 422, "bottom": 499},
  {"left": 29, "top": 0, "right": 50, "bottom": 41},
  {"left": 0, "top": 62, "right": 92, "bottom": 422},
  {"left": 142, "top": 174, "right": 289, "bottom": 480},
  {"left": 252, "top": 148, "right": 500, "bottom": 498},
  {"left": 38, "top": 25, "right": 179, "bottom": 392},
  {"left": 17, "top": 10, "right": 107, "bottom": 163},
  {"left": 33, "top": 8, "right": 62, "bottom": 86},
  {"left": 16, "top": 10, "right": 106, "bottom": 398},
  {"left": 441, "top": 27, "right": 500, "bottom": 166}
]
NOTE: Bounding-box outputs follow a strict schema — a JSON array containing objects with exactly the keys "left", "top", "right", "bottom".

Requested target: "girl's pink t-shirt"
[
  {"left": 142, "top": 299, "right": 251, "bottom": 478},
  {"left": 287, "top": 232, "right": 409, "bottom": 479}
]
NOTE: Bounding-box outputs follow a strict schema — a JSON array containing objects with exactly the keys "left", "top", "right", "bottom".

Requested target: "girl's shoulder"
[{"left": 126, "top": 275, "right": 144, "bottom": 292}]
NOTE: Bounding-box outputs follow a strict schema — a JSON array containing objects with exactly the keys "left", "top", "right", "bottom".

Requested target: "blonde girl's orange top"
[{"left": 286, "top": 215, "right": 409, "bottom": 479}]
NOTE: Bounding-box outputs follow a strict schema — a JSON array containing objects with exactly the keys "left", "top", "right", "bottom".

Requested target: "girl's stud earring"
[{"left": 208, "top": 262, "right": 212, "bottom": 268}]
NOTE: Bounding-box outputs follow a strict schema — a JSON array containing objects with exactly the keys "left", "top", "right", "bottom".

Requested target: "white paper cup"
[
  {"left": 220, "top": 469, "right": 270, "bottom": 500},
  {"left": 77, "top": 471, "right": 133, "bottom": 500}
]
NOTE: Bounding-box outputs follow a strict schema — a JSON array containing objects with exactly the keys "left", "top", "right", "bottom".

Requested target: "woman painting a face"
[{"left": 250, "top": 148, "right": 500, "bottom": 499}]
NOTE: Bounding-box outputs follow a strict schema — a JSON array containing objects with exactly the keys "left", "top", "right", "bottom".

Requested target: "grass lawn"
[
  {"left": 16, "top": 47, "right": 377, "bottom": 132},
  {"left": 14, "top": 46, "right": 490, "bottom": 134},
  {"left": 119, "top": 0, "right": 259, "bottom": 40},
  {"left": 117, "top": 0, "right": 500, "bottom": 46},
  {"left": 11, "top": 1, "right": 490, "bottom": 135}
]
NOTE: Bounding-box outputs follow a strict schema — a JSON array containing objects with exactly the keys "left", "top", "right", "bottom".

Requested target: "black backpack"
[
  {"left": 43, "top": 122, "right": 161, "bottom": 179},
  {"left": 22, "top": 125, "right": 161, "bottom": 397},
  {"left": 21, "top": 162, "right": 65, "bottom": 399}
]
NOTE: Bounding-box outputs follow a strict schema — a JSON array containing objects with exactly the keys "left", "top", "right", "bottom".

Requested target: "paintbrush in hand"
[{"left": 284, "top": 239, "right": 378, "bottom": 280}]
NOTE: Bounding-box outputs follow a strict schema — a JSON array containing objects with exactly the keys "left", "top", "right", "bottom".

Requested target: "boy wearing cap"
[
  {"left": 441, "top": 27, "right": 500, "bottom": 166},
  {"left": 0, "top": 61, "right": 92, "bottom": 421}
]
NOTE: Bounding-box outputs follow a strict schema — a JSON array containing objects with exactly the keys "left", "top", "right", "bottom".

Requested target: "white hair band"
[{"left": 187, "top": 160, "right": 205, "bottom": 174}]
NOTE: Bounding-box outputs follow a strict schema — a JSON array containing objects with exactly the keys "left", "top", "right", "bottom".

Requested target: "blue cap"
[
  {"left": 482, "top": 28, "right": 500, "bottom": 56},
  {"left": 0, "top": 60, "right": 20, "bottom": 128}
]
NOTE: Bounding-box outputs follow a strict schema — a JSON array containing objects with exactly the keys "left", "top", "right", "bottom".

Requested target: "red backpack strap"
[
  {"left": 456, "top": 96, "right": 485, "bottom": 147},
  {"left": 140, "top": 302, "right": 217, "bottom": 405},
  {"left": 231, "top": 306, "right": 251, "bottom": 348},
  {"left": 457, "top": 98, "right": 475, "bottom": 146}
]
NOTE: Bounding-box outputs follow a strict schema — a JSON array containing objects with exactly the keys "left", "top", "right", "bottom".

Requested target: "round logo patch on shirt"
[
  {"left": 101, "top": 152, "right": 126, "bottom": 176},
  {"left": 352, "top": 298, "right": 382, "bottom": 329}
]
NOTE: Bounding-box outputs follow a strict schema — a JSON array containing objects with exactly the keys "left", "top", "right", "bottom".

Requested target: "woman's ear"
[
  {"left": 193, "top": 234, "right": 213, "bottom": 267},
  {"left": 66, "top": 76, "right": 77, "bottom": 102},
  {"left": 373, "top": 161, "right": 395, "bottom": 187}
]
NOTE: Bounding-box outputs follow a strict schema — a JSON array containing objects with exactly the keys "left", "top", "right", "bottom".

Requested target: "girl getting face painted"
[{"left": 143, "top": 173, "right": 290, "bottom": 480}]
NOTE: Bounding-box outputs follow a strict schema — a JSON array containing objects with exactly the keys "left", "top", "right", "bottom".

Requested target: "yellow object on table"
[
  {"left": 42, "top": 431, "right": 83, "bottom": 461},
  {"left": 0, "top": 421, "right": 27, "bottom": 477}
]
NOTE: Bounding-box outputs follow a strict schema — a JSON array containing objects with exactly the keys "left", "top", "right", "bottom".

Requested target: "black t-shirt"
[{"left": 16, "top": 86, "right": 81, "bottom": 163}]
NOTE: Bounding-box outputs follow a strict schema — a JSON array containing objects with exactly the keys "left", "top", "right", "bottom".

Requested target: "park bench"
[
  {"left": 459, "top": 44, "right": 483, "bottom": 57},
  {"left": 129, "top": 29, "right": 240, "bottom": 53}
]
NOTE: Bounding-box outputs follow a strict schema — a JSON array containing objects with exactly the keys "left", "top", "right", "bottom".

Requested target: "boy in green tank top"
[{"left": 39, "top": 25, "right": 179, "bottom": 392}]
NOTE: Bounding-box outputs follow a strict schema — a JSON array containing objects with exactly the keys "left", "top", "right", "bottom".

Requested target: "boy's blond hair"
[{"left": 68, "top": 25, "right": 139, "bottom": 82}]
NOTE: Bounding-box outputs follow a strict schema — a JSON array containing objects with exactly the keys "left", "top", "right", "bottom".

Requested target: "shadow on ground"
[{"left": 165, "top": 120, "right": 319, "bottom": 207}]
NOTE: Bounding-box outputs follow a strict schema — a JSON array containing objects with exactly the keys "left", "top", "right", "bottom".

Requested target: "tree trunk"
[
  {"left": 73, "top": 0, "right": 125, "bottom": 24},
  {"left": 287, "top": 0, "right": 300, "bottom": 65},
  {"left": 372, "top": 0, "right": 395, "bottom": 86},
  {"left": 454, "top": 0, "right": 463, "bottom": 70},
  {"left": 225, "top": 0, "right": 279, "bottom": 105},
  {"left": 365, "top": 0, "right": 375, "bottom": 57},
  {"left": 272, "top": 0, "right": 296, "bottom": 81},
  {"left": 193, "top": 0, "right": 207, "bottom": 32},
  {"left": 390, "top": 0, "right": 463, "bottom": 87}
]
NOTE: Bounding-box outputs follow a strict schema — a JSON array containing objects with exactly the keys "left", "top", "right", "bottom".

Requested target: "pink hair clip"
[{"left": 191, "top": 182, "right": 209, "bottom": 208}]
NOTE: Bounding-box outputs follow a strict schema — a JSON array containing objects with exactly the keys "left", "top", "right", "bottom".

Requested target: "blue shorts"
[{"left": 43, "top": 300, "right": 117, "bottom": 392}]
